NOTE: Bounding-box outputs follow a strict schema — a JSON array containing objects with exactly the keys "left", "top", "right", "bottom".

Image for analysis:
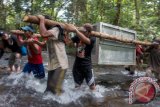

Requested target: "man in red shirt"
[
  {"left": 136, "top": 45, "right": 143, "bottom": 70},
  {"left": 136, "top": 44, "right": 144, "bottom": 67},
  {"left": 18, "top": 25, "right": 45, "bottom": 79}
]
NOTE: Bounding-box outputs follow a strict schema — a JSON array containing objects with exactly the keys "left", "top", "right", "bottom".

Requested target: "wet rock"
[{"left": 96, "top": 74, "right": 135, "bottom": 90}]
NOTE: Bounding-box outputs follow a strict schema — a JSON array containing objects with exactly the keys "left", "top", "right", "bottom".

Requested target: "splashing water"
[
  {"left": 2, "top": 71, "right": 107, "bottom": 104},
  {"left": 0, "top": 53, "right": 124, "bottom": 106},
  {"left": 42, "top": 73, "right": 107, "bottom": 104}
]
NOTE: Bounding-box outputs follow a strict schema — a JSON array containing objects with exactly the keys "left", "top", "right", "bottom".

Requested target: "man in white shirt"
[{"left": 37, "top": 15, "right": 68, "bottom": 95}]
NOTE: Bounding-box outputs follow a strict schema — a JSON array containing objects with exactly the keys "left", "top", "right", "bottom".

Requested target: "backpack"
[
  {"left": 20, "top": 45, "right": 27, "bottom": 56},
  {"left": 11, "top": 35, "right": 27, "bottom": 56},
  {"left": 53, "top": 25, "right": 68, "bottom": 44}
]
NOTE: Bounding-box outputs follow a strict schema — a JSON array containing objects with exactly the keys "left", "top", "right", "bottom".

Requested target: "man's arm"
[
  {"left": 16, "top": 34, "right": 29, "bottom": 45},
  {"left": 27, "top": 39, "right": 41, "bottom": 54},
  {"left": 30, "top": 43, "right": 41, "bottom": 54},
  {"left": 66, "top": 24, "right": 91, "bottom": 45},
  {"left": 33, "top": 34, "right": 41, "bottom": 38},
  {"left": 34, "top": 39, "right": 47, "bottom": 46},
  {"left": 37, "top": 15, "right": 54, "bottom": 38},
  {"left": 144, "top": 44, "right": 158, "bottom": 52},
  {"left": 75, "top": 29, "right": 90, "bottom": 45}
]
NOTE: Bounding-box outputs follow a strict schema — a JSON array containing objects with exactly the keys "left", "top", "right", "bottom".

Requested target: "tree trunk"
[
  {"left": 0, "top": 0, "right": 7, "bottom": 29},
  {"left": 92, "top": 31, "right": 152, "bottom": 46},
  {"left": 158, "top": 0, "right": 160, "bottom": 20},
  {"left": 100, "top": 0, "right": 104, "bottom": 21},
  {"left": 10, "top": 30, "right": 41, "bottom": 38},
  {"left": 23, "top": 15, "right": 64, "bottom": 27},
  {"left": 10, "top": 30, "right": 24, "bottom": 35},
  {"left": 50, "top": 6, "right": 54, "bottom": 17},
  {"left": 30, "top": 0, "right": 34, "bottom": 14},
  {"left": 134, "top": 0, "right": 140, "bottom": 25},
  {"left": 113, "top": 0, "right": 122, "bottom": 25},
  {"left": 23, "top": 15, "right": 152, "bottom": 46}
]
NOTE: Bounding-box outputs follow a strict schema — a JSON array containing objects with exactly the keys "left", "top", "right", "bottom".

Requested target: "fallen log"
[{"left": 23, "top": 15, "right": 152, "bottom": 46}]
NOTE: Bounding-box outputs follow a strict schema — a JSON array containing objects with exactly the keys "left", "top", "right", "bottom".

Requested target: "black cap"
[{"left": 0, "top": 31, "right": 5, "bottom": 37}]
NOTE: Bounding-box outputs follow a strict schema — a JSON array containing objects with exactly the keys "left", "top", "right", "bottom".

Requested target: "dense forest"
[{"left": 0, "top": 0, "right": 160, "bottom": 41}]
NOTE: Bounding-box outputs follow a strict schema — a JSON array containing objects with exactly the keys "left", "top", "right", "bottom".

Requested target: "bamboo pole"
[{"left": 23, "top": 15, "right": 152, "bottom": 46}]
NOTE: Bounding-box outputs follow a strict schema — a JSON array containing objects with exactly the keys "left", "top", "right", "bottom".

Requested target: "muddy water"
[{"left": 0, "top": 52, "right": 160, "bottom": 107}]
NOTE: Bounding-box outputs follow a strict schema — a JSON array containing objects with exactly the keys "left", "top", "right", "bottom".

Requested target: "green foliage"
[{"left": 0, "top": 0, "right": 159, "bottom": 41}]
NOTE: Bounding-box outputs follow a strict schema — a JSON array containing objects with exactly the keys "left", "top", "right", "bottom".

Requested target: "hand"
[
  {"left": 37, "top": 15, "right": 45, "bottom": 20},
  {"left": 65, "top": 24, "right": 78, "bottom": 32},
  {"left": 140, "top": 52, "right": 143, "bottom": 56},
  {"left": 26, "top": 38, "right": 34, "bottom": 44},
  {"left": 152, "top": 42, "right": 159, "bottom": 47},
  {"left": 33, "top": 39, "right": 38, "bottom": 43}
]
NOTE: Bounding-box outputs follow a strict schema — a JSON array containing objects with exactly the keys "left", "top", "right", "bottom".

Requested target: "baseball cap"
[
  {"left": 21, "top": 25, "right": 35, "bottom": 33},
  {"left": 78, "top": 23, "right": 93, "bottom": 32},
  {"left": 0, "top": 31, "right": 5, "bottom": 37}
]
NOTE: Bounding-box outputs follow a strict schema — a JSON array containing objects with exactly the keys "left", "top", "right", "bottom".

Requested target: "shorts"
[
  {"left": 23, "top": 62, "right": 45, "bottom": 79},
  {"left": 8, "top": 53, "right": 21, "bottom": 67},
  {"left": 72, "top": 65, "right": 95, "bottom": 86},
  {"left": 46, "top": 67, "right": 66, "bottom": 95}
]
